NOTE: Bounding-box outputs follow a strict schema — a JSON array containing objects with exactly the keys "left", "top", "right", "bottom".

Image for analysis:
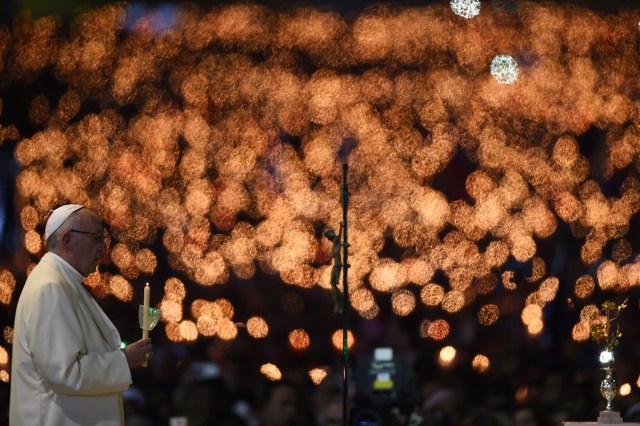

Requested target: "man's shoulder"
[{"left": 18, "top": 260, "right": 67, "bottom": 303}]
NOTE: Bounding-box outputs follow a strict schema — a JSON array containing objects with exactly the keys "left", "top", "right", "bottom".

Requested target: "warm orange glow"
[
  {"left": 477, "top": 304, "right": 499, "bottom": 326},
  {"left": 391, "top": 289, "right": 416, "bottom": 316},
  {"left": 260, "top": 363, "right": 282, "bottom": 381},
  {"left": 288, "top": 329, "right": 310, "bottom": 350},
  {"left": 196, "top": 315, "right": 217, "bottom": 337},
  {"left": 247, "top": 316, "right": 269, "bottom": 338},
  {"left": 308, "top": 367, "right": 328, "bottom": 385},
  {"left": 7, "top": 0, "right": 640, "bottom": 358},
  {"left": 20, "top": 205, "right": 39, "bottom": 230},
  {"left": 521, "top": 304, "right": 542, "bottom": 325},
  {"left": 164, "top": 278, "right": 186, "bottom": 302},
  {"left": 471, "top": 354, "right": 490, "bottom": 373},
  {"left": 135, "top": 249, "right": 157, "bottom": 274},
  {"left": 108, "top": 275, "right": 133, "bottom": 302},
  {"left": 619, "top": 383, "right": 631, "bottom": 396},
  {"left": 0, "top": 270, "right": 16, "bottom": 305},
  {"left": 537, "top": 277, "right": 559, "bottom": 302},
  {"left": 0, "top": 346, "right": 8, "bottom": 365},
  {"left": 160, "top": 299, "right": 183, "bottom": 324},
  {"left": 527, "top": 319, "right": 544, "bottom": 336},
  {"left": 331, "top": 329, "right": 354, "bottom": 351},
  {"left": 4, "top": 327, "right": 13, "bottom": 344},
  {"left": 24, "top": 230, "right": 42, "bottom": 254},
  {"left": 438, "top": 345, "right": 456, "bottom": 366},
  {"left": 178, "top": 320, "right": 198, "bottom": 341},
  {"left": 574, "top": 275, "right": 595, "bottom": 299},
  {"left": 571, "top": 320, "right": 590, "bottom": 342},
  {"left": 216, "top": 318, "right": 238, "bottom": 340},
  {"left": 215, "top": 298, "right": 235, "bottom": 319},
  {"left": 420, "top": 284, "right": 445, "bottom": 306},
  {"left": 441, "top": 291, "right": 465, "bottom": 313}
]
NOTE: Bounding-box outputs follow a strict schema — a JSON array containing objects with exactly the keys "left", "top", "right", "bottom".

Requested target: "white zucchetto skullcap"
[{"left": 45, "top": 204, "right": 85, "bottom": 240}]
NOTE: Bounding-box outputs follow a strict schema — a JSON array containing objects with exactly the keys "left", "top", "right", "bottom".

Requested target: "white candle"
[
  {"left": 142, "top": 283, "right": 150, "bottom": 367},
  {"left": 142, "top": 283, "right": 150, "bottom": 339}
]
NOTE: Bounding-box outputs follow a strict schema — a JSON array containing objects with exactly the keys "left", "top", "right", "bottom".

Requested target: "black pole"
[{"left": 341, "top": 163, "right": 350, "bottom": 426}]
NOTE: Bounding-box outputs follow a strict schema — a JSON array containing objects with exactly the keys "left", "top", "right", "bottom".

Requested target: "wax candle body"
[
  {"left": 142, "top": 283, "right": 150, "bottom": 339},
  {"left": 142, "top": 283, "right": 150, "bottom": 367}
]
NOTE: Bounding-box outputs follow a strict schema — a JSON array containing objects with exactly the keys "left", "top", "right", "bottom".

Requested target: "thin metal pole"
[{"left": 341, "top": 163, "right": 350, "bottom": 426}]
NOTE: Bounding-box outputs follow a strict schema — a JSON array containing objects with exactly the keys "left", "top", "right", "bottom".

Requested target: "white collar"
[{"left": 46, "top": 252, "right": 84, "bottom": 283}]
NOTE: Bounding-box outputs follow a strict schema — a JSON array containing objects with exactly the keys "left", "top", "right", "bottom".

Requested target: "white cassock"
[{"left": 10, "top": 252, "right": 132, "bottom": 426}]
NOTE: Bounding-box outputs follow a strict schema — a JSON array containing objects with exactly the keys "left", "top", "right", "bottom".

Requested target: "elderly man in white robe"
[{"left": 10, "top": 204, "right": 154, "bottom": 426}]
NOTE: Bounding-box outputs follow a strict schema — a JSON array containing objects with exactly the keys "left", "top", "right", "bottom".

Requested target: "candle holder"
[
  {"left": 600, "top": 366, "right": 617, "bottom": 412},
  {"left": 139, "top": 305, "right": 162, "bottom": 331},
  {"left": 590, "top": 298, "right": 627, "bottom": 414}
]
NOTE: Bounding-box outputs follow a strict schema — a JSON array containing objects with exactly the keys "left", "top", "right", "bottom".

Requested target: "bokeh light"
[
  {"left": 331, "top": 329, "right": 354, "bottom": 351},
  {"left": 450, "top": 0, "right": 480, "bottom": 19},
  {"left": 247, "top": 316, "right": 269, "bottom": 338},
  {"left": 288, "top": 329, "right": 311, "bottom": 350},
  {"left": 308, "top": 367, "right": 328, "bottom": 385},
  {"left": 0, "top": 270, "right": 16, "bottom": 305},
  {"left": 260, "top": 363, "right": 282, "bottom": 381},
  {"left": 471, "top": 354, "right": 490, "bottom": 373},
  {"left": 438, "top": 345, "right": 457, "bottom": 367},
  {"left": 490, "top": 55, "right": 519, "bottom": 84},
  {"left": 0, "top": 346, "right": 8, "bottom": 365},
  {"left": 620, "top": 383, "right": 631, "bottom": 396},
  {"left": 2, "top": 0, "right": 640, "bottom": 403}
]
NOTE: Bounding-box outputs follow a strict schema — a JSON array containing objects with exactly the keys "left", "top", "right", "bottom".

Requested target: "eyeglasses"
[{"left": 70, "top": 229, "right": 105, "bottom": 244}]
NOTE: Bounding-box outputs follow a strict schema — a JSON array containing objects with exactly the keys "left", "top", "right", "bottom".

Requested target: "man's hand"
[{"left": 122, "top": 338, "right": 153, "bottom": 368}]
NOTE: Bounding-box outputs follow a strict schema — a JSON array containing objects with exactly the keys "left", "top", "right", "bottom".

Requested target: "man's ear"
[{"left": 61, "top": 231, "right": 72, "bottom": 245}]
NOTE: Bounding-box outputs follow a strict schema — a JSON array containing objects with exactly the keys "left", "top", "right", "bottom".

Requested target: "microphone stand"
[{"left": 340, "top": 163, "right": 350, "bottom": 426}]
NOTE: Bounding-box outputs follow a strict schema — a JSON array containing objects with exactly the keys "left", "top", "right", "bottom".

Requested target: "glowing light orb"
[
  {"left": 308, "top": 368, "right": 328, "bottom": 385},
  {"left": 0, "top": 370, "right": 8, "bottom": 382},
  {"left": 24, "top": 230, "right": 42, "bottom": 254},
  {"left": 427, "top": 319, "right": 450, "bottom": 340},
  {"left": 288, "top": 329, "right": 310, "bottom": 350},
  {"left": 450, "top": 0, "right": 480, "bottom": 19},
  {"left": 216, "top": 318, "right": 238, "bottom": 340},
  {"left": 471, "top": 354, "right": 490, "bottom": 373},
  {"left": 0, "top": 270, "right": 16, "bottom": 305},
  {"left": 477, "top": 304, "right": 499, "bottom": 326},
  {"left": 108, "top": 275, "right": 133, "bottom": 302},
  {"left": 620, "top": 383, "right": 631, "bottom": 396},
  {"left": 179, "top": 320, "right": 198, "bottom": 341},
  {"left": 571, "top": 321, "right": 590, "bottom": 342},
  {"left": 196, "top": 316, "right": 217, "bottom": 336},
  {"left": 260, "top": 363, "right": 282, "bottom": 381},
  {"left": 331, "top": 329, "right": 354, "bottom": 351},
  {"left": 600, "top": 350, "right": 614, "bottom": 365},
  {"left": 0, "top": 346, "right": 8, "bottom": 365},
  {"left": 4, "top": 327, "right": 13, "bottom": 344},
  {"left": 421, "top": 284, "right": 445, "bottom": 306},
  {"left": 391, "top": 289, "right": 416, "bottom": 316},
  {"left": 247, "top": 316, "right": 269, "bottom": 338},
  {"left": 490, "top": 55, "right": 519, "bottom": 84},
  {"left": 438, "top": 346, "right": 456, "bottom": 366},
  {"left": 527, "top": 319, "right": 543, "bottom": 335}
]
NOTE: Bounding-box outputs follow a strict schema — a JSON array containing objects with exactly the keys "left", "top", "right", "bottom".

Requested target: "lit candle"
[
  {"left": 142, "top": 282, "right": 150, "bottom": 338},
  {"left": 142, "top": 282, "right": 150, "bottom": 367}
]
